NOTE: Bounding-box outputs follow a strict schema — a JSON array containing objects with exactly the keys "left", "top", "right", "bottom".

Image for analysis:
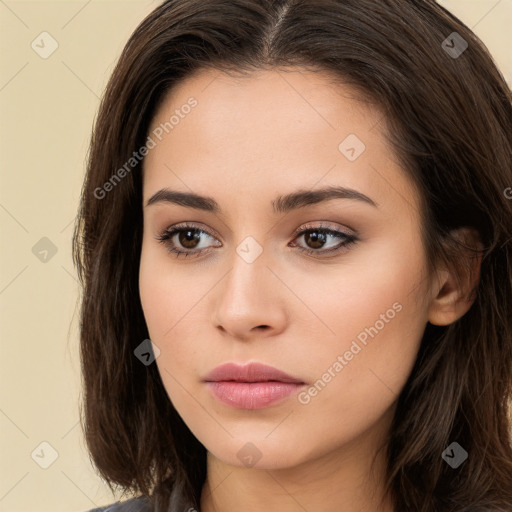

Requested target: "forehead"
[
  {"left": 142, "top": 67, "right": 419, "bottom": 220},
  {"left": 147, "top": 66, "right": 377, "bottom": 148}
]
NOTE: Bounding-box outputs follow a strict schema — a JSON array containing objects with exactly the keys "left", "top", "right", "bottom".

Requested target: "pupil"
[
  {"left": 180, "top": 230, "right": 200, "bottom": 248},
  {"left": 307, "top": 231, "right": 326, "bottom": 249}
]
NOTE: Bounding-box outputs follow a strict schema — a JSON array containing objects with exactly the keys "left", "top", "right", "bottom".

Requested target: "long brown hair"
[{"left": 72, "top": 1, "right": 512, "bottom": 510}]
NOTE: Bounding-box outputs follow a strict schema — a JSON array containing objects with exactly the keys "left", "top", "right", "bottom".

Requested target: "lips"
[
  {"left": 203, "top": 362, "right": 306, "bottom": 410},
  {"left": 203, "top": 362, "right": 305, "bottom": 384}
]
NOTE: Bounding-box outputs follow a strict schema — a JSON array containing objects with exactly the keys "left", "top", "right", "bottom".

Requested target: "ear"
[{"left": 428, "top": 227, "right": 483, "bottom": 326}]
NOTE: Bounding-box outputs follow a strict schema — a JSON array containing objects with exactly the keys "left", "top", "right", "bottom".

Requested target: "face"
[{"left": 139, "top": 67, "right": 434, "bottom": 471}]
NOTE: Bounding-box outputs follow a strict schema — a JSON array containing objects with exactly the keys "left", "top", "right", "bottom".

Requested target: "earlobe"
[
  {"left": 428, "top": 269, "right": 471, "bottom": 326},
  {"left": 427, "top": 227, "right": 483, "bottom": 327}
]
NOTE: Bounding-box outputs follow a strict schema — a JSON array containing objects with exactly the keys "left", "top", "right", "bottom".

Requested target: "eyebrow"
[{"left": 145, "top": 185, "right": 378, "bottom": 213}]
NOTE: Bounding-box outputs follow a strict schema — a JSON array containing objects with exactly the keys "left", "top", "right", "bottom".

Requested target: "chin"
[{"left": 204, "top": 433, "right": 311, "bottom": 470}]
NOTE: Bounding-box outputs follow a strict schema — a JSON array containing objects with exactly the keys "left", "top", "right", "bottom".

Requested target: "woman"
[{"left": 73, "top": 0, "right": 512, "bottom": 511}]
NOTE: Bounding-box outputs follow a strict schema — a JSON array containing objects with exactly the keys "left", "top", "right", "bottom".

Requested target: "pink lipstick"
[{"left": 204, "top": 362, "right": 305, "bottom": 410}]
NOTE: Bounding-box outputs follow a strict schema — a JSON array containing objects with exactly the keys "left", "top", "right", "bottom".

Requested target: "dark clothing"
[{"left": 86, "top": 496, "right": 153, "bottom": 512}]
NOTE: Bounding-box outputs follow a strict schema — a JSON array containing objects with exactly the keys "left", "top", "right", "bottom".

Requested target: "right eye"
[{"left": 155, "top": 223, "right": 221, "bottom": 258}]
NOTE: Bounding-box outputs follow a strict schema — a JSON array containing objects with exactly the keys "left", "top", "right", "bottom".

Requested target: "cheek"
[
  {"left": 139, "top": 247, "right": 165, "bottom": 335},
  {"left": 290, "top": 229, "right": 429, "bottom": 397},
  {"left": 139, "top": 249, "right": 196, "bottom": 416},
  {"left": 140, "top": 254, "right": 206, "bottom": 434},
  {"left": 139, "top": 242, "right": 205, "bottom": 377},
  {"left": 139, "top": 241, "right": 183, "bottom": 342},
  {"left": 295, "top": 231, "right": 426, "bottom": 337}
]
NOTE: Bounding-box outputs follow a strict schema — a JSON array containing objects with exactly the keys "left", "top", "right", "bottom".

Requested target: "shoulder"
[{"left": 85, "top": 496, "right": 152, "bottom": 512}]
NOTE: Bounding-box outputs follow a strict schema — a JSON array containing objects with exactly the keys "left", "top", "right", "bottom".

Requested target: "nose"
[{"left": 211, "top": 248, "right": 288, "bottom": 340}]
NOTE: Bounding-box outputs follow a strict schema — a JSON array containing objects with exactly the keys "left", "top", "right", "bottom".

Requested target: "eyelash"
[{"left": 155, "top": 222, "right": 358, "bottom": 259}]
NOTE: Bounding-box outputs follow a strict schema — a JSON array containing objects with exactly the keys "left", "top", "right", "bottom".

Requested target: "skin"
[{"left": 139, "top": 67, "right": 478, "bottom": 512}]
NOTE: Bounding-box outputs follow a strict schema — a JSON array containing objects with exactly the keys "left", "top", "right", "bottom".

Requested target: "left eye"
[
  {"left": 155, "top": 223, "right": 358, "bottom": 258},
  {"left": 291, "top": 226, "right": 357, "bottom": 255}
]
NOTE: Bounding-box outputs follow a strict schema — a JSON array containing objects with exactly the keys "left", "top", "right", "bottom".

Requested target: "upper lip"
[{"left": 204, "top": 362, "right": 305, "bottom": 384}]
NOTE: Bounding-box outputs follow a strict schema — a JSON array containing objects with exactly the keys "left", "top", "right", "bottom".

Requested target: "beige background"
[{"left": 0, "top": 1, "right": 510, "bottom": 511}]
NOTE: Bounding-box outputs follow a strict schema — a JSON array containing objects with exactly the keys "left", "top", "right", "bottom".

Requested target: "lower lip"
[{"left": 206, "top": 381, "right": 304, "bottom": 409}]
